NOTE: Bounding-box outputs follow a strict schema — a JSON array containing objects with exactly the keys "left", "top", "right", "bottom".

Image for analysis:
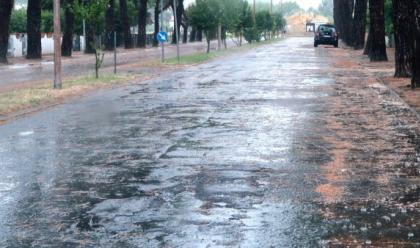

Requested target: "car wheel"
[
  {"left": 314, "top": 42, "right": 318, "bottom": 47},
  {"left": 334, "top": 42, "right": 338, "bottom": 48}
]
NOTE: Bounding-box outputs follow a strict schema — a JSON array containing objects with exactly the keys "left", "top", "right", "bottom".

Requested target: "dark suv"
[{"left": 314, "top": 24, "right": 338, "bottom": 48}]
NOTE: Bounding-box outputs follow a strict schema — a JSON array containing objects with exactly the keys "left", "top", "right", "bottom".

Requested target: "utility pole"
[
  {"left": 253, "top": 0, "right": 256, "bottom": 22},
  {"left": 280, "top": 0, "right": 283, "bottom": 13},
  {"left": 83, "top": 19, "right": 86, "bottom": 52},
  {"left": 270, "top": 0, "right": 273, "bottom": 14},
  {"left": 53, "top": 0, "right": 62, "bottom": 89},
  {"left": 173, "top": 0, "right": 180, "bottom": 63},
  {"left": 113, "top": 31, "right": 117, "bottom": 74},
  {"left": 160, "top": 0, "right": 165, "bottom": 62}
]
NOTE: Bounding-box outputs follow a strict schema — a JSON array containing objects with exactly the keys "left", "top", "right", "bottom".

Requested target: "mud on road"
[{"left": 0, "top": 37, "right": 419, "bottom": 247}]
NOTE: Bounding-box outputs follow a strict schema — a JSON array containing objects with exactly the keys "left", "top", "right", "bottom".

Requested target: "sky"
[
  {"left": 184, "top": 0, "right": 322, "bottom": 10},
  {"left": 286, "top": 0, "right": 322, "bottom": 10}
]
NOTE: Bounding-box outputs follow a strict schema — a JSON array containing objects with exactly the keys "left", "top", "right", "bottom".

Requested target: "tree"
[
  {"left": 278, "top": 2, "right": 301, "bottom": 16},
  {"left": 412, "top": 1, "right": 420, "bottom": 88},
  {"left": 137, "top": 0, "right": 148, "bottom": 48},
  {"left": 74, "top": 0, "right": 107, "bottom": 77},
  {"left": 10, "top": 9, "right": 27, "bottom": 33},
  {"left": 393, "top": 0, "right": 413, "bottom": 77},
  {"left": 256, "top": 10, "right": 273, "bottom": 40},
  {"left": 340, "top": 0, "right": 354, "bottom": 45},
  {"left": 62, "top": 0, "right": 75, "bottom": 56},
  {"left": 171, "top": 0, "right": 184, "bottom": 44},
  {"left": 105, "top": 0, "right": 115, "bottom": 50},
  {"left": 27, "top": 0, "right": 42, "bottom": 59},
  {"left": 189, "top": 0, "right": 218, "bottom": 53},
  {"left": 74, "top": 0, "right": 107, "bottom": 53},
  {"left": 41, "top": 10, "right": 54, "bottom": 33},
  {"left": 119, "top": 0, "right": 133, "bottom": 48},
  {"left": 368, "top": 0, "right": 388, "bottom": 61},
  {"left": 272, "top": 12, "right": 286, "bottom": 37},
  {"left": 352, "top": 0, "right": 368, "bottom": 49},
  {"left": 318, "top": 0, "right": 333, "bottom": 20},
  {"left": 0, "top": 0, "right": 13, "bottom": 63},
  {"left": 236, "top": 0, "right": 253, "bottom": 45},
  {"left": 153, "top": 0, "right": 160, "bottom": 47}
]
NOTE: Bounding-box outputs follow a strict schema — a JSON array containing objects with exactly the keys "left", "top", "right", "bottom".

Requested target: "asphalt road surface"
[{"left": 0, "top": 37, "right": 419, "bottom": 247}]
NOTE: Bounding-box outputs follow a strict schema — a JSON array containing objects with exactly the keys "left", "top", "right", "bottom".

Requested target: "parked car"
[{"left": 314, "top": 24, "right": 338, "bottom": 48}]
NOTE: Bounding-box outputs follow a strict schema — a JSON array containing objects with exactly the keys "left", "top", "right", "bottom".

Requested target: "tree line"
[
  {"left": 188, "top": 0, "right": 286, "bottom": 53},
  {"left": 0, "top": 0, "right": 286, "bottom": 63},
  {"left": 333, "top": 0, "right": 420, "bottom": 88}
]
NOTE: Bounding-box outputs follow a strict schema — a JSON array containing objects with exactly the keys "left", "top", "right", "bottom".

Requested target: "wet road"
[{"left": 0, "top": 37, "right": 419, "bottom": 247}]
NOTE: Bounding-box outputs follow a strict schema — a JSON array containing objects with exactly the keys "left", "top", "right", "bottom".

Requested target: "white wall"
[{"left": 7, "top": 34, "right": 84, "bottom": 58}]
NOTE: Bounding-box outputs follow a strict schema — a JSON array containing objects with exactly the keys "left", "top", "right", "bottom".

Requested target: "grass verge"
[
  {"left": 0, "top": 73, "right": 138, "bottom": 117},
  {"left": 164, "top": 38, "right": 283, "bottom": 65}
]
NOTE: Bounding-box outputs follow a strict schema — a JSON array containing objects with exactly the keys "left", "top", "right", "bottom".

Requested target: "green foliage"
[
  {"left": 10, "top": 9, "right": 27, "bottom": 33},
  {"left": 317, "top": 0, "right": 333, "bottom": 19},
  {"left": 278, "top": 1, "right": 301, "bottom": 16},
  {"left": 244, "top": 27, "right": 261, "bottom": 43},
  {"left": 384, "top": 0, "right": 393, "bottom": 35},
  {"left": 188, "top": 0, "right": 219, "bottom": 47},
  {"left": 41, "top": 11, "right": 54, "bottom": 33},
  {"left": 41, "top": 0, "right": 53, "bottom": 10},
  {"left": 252, "top": 1, "right": 300, "bottom": 16},
  {"left": 10, "top": 9, "right": 56, "bottom": 33},
  {"left": 73, "top": 0, "right": 108, "bottom": 34},
  {"left": 189, "top": 0, "right": 285, "bottom": 46},
  {"left": 272, "top": 12, "right": 286, "bottom": 32},
  {"left": 256, "top": 10, "right": 273, "bottom": 33}
]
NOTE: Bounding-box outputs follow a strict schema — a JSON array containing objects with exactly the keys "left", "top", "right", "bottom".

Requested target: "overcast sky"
[
  {"left": 184, "top": 0, "right": 322, "bottom": 10},
  {"left": 286, "top": 0, "right": 322, "bottom": 10}
]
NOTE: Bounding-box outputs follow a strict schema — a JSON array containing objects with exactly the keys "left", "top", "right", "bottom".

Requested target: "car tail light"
[{"left": 315, "top": 32, "right": 320, "bottom": 36}]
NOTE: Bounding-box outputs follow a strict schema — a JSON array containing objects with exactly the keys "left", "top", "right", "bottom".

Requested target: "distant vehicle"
[{"left": 314, "top": 24, "right": 338, "bottom": 48}]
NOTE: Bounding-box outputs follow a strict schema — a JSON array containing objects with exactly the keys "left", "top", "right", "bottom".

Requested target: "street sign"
[{"left": 157, "top": 32, "right": 168, "bottom": 43}]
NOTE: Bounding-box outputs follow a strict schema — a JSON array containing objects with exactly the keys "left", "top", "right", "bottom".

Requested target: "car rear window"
[{"left": 319, "top": 26, "right": 336, "bottom": 33}]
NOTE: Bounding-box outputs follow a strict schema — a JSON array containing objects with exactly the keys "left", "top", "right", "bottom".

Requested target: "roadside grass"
[
  {"left": 164, "top": 37, "right": 284, "bottom": 65},
  {"left": 0, "top": 37, "right": 284, "bottom": 121},
  {"left": 0, "top": 73, "right": 137, "bottom": 116}
]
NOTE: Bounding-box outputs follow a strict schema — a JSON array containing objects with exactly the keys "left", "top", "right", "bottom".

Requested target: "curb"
[{"left": 376, "top": 76, "right": 420, "bottom": 121}]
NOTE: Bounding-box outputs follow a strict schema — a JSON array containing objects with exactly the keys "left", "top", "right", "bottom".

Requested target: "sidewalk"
[
  {"left": 328, "top": 44, "right": 420, "bottom": 117},
  {"left": 0, "top": 40, "right": 231, "bottom": 92}
]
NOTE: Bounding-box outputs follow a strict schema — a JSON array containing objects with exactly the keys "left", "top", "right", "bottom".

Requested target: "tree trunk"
[
  {"left": 182, "top": 24, "right": 188, "bottom": 44},
  {"left": 222, "top": 26, "right": 227, "bottom": 49},
  {"left": 62, "top": 0, "right": 75, "bottom": 57},
  {"left": 392, "top": 0, "right": 414, "bottom": 77},
  {"left": 0, "top": 0, "right": 13, "bottom": 63},
  {"left": 27, "top": 0, "right": 42, "bottom": 59},
  {"left": 105, "top": 0, "right": 115, "bottom": 50},
  {"left": 153, "top": 0, "right": 160, "bottom": 47},
  {"left": 171, "top": 0, "right": 183, "bottom": 44},
  {"left": 352, "top": 0, "right": 368, "bottom": 49},
  {"left": 340, "top": 0, "right": 354, "bottom": 45},
  {"left": 189, "top": 27, "right": 197, "bottom": 42},
  {"left": 197, "top": 29, "right": 203, "bottom": 42},
  {"left": 85, "top": 24, "right": 96, "bottom": 54},
  {"left": 334, "top": 0, "right": 353, "bottom": 44},
  {"left": 364, "top": 27, "right": 372, "bottom": 55},
  {"left": 206, "top": 35, "right": 211, "bottom": 53},
  {"left": 412, "top": 1, "right": 420, "bottom": 88},
  {"left": 217, "top": 23, "right": 222, "bottom": 50},
  {"left": 137, "top": 0, "right": 148, "bottom": 48},
  {"left": 119, "top": 0, "right": 133, "bottom": 49},
  {"left": 333, "top": 0, "right": 342, "bottom": 35},
  {"left": 368, "top": 0, "right": 388, "bottom": 61}
]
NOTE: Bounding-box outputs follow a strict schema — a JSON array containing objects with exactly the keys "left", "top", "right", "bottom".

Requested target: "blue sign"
[{"left": 157, "top": 32, "right": 168, "bottom": 43}]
